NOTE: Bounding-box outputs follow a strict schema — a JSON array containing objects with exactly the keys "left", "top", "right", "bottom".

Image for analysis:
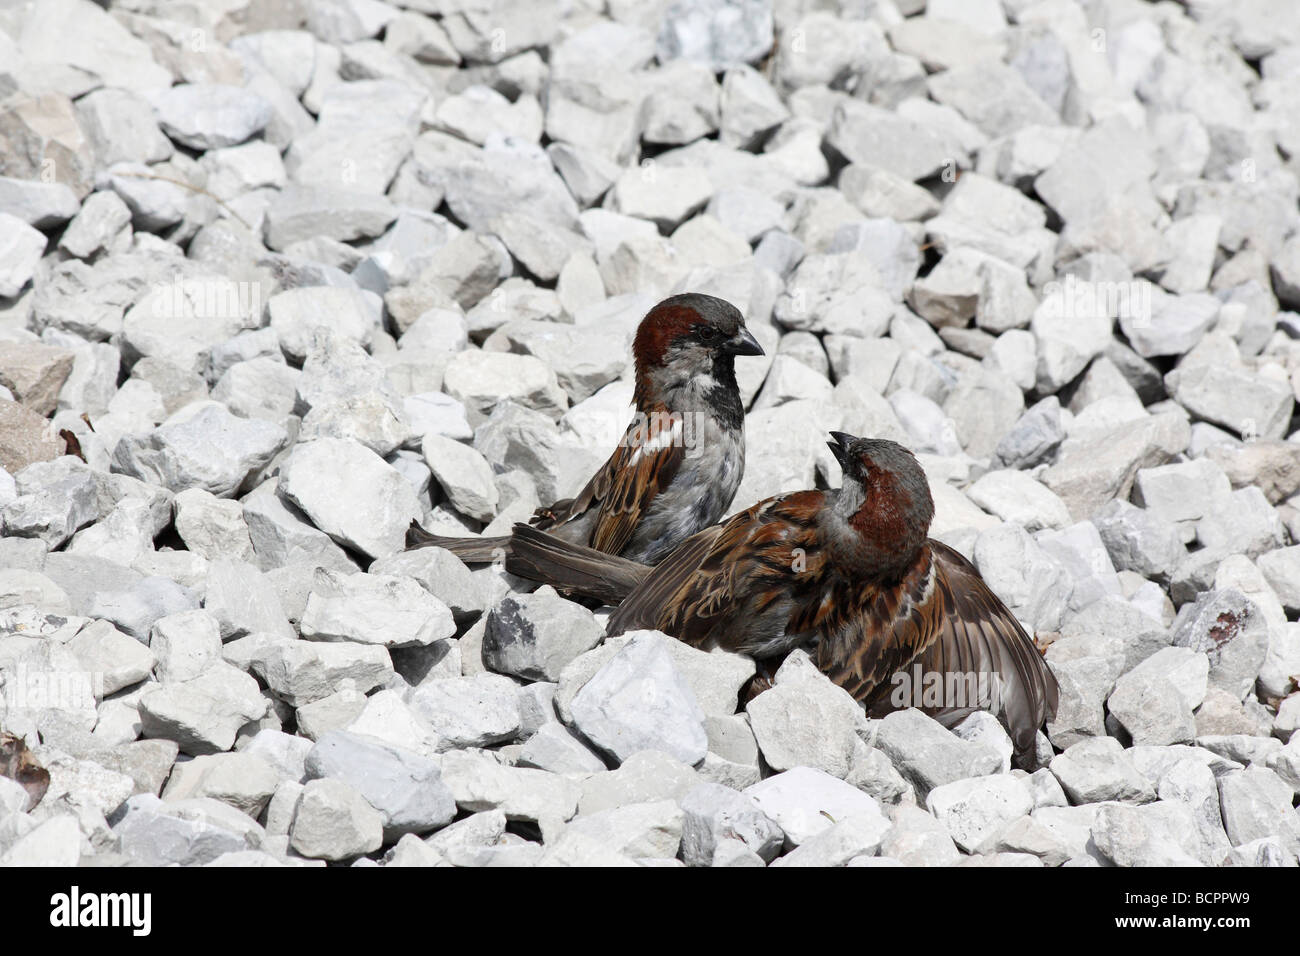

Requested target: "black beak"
[
  {"left": 725, "top": 327, "right": 764, "bottom": 356},
  {"left": 827, "top": 431, "right": 855, "bottom": 469}
]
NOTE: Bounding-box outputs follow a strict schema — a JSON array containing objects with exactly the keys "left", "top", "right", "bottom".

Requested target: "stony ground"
[{"left": 1, "top": 0, "right": 1299, "bottom": 868}]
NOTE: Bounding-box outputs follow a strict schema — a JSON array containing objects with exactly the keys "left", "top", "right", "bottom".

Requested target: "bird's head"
[
  {"left": 826, "top": 432, "right": 934, "bottom": 573},
  {"left": 631, "top": 293, "right": 763, "bottom": 400}
]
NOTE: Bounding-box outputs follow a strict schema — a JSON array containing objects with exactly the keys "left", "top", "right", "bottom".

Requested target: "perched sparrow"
[
  {"left": 508, "top": 433, "right": 1059, "bottom": 758},
  {"left": 407, "top": 293, "right": 764, "bottom": 564}
]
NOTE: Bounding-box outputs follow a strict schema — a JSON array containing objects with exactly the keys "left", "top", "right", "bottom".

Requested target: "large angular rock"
[
  {"left": 304, "top": 731, "right": 456, "bottom": 839},
  {"left": 1049, "top": 737, "right": 1155, "bottom": 805},
  {"left": 267, "top": 287, "right": 382, "bottom": 363},
  {"left": 113, "top": 403, "right": 286, "bottom": 498},
  {"left": 112, "top": 795, "right": 261, "bottom": 866},
  {"left": 162, "top": 752, "right": 280, "bottom": 818},
  {"left": 483, "top": 587, "right": 605, "bottom": 682},
  {"left": 278, "top": 438, "right": 422, "bottom": 560},
  {"left": 745, "top": 767, "right": 888, "bottom": 849},
  {"left": 1090, "top": 801, "right": 1216, "bottom": 867},
  {"left": 1106, "top": 647, "right": 1208, "bottom": 746},
  {"left": 745, "top": 659, "right": 865, "bottom": 779},
  {"left": 138, "top": 664, "right": 269, "bottom": 756},
  {"left": 569, "top": 632, "right": 709, "bottom": 767},
  {"left": 300, "top": 569, "right": 455, "bottom": 649},
  {"left": 0, "top": 401, "right": 67, "bottom": 474},
  {"left": 562, "top": 800, "right": 685, "bottom": 860},
  {"left": 289, "top": 777, "right": 384, "bottom": 861},
  {"left": 1171, "top": 589, "right": 1270, "bottom": 700},
  {"left": 874, "top": 710, "right": 1004, "bottom": 800},
  {"left": 0, "top": 341, "right": 73, "bottom": 418},
  {"left": 251, "top": 641, "right": 394, "bottom": 707},
  {"left": 151, "top": 84, "right": 273, "bottom": 150},
  {"left": 407, "top": 674, "right": 522, "bottom": 750},
  {"left": 926, "top": 775, "right": 1034, "bottom": 854},
  {"left": 438, "top": 750, "right": 580, "bottom": 830},
  {"left": 678, "top": 782, "right": 784, "bottom": 866}
]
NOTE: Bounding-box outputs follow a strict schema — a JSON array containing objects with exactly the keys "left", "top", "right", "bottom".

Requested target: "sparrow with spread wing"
[
  {"left": 508, "top": 433, "right": 1059, "bottom": 759},
  {"left": 406, "top": 293, "right": 764, "bottom": 565}
]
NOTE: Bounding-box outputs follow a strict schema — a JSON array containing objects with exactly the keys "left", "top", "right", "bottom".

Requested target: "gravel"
[{"left": 3, "top": 0, "right": 1299, "bottom": 869}]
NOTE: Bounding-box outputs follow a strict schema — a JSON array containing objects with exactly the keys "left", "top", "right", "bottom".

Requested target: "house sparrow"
[
  {"left": 406, "top": 292, "right": 764, "bottom": 564},
  {"left": 507, "top": 433, "right": 1059, "bottom": 759}
]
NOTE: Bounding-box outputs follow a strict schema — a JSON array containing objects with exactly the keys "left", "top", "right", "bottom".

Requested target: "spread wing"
[
  {"left": 909, "top": 541, "right": 1059, "bottom": 755},
  {"left": 533, "top": 407, "right": 685, "bottom": 558},
  {"left": 824, "top": 540, "right": 1058, "bottom": 757},
  {"left": 608, "top": 491, "right": 829, "bottom": 649}
]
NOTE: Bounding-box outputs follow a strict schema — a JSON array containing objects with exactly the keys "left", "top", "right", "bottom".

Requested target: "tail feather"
[
  {"left": 506, "top": 524, "right": 649, "bottom": 605},
  {"left": 405, "top": 520, "right": 511, "bottom": 563}
]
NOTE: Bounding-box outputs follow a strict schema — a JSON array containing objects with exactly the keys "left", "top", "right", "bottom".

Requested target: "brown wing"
[
  {"left": 505, "top": 523, "right": 651, "bottom": 605},
  {"left": 812, "top": 546, "right": 939, "bottom": 705},
  {"left": 608, "top": 491, "right": 829, "bottom": 649},
  {"left": 605, "top": 519, "right": 734, "bottom": 639},
  {"left": 532, "top": 407, "right": 685, "bottom": 558},
  {"left": 846, "top": 541, "right": 1059, "bottom": 758}
]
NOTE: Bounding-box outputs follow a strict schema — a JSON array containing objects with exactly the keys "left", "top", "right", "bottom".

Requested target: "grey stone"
[
  {"left": 138, "top": 663, "right": 268, "bottom": 756},
  {"left": 563, "top": 799, "right": 684, "bottom": 860},
  {"left": 926, "top": 775, "right": 1034, "bottom": 854},
  {"left": 300, "top": 569, "right": 455, "bottom": 649},
  {"left": 438, "top": 750, "right": 579, "bottom": 831},
  {"left": 483, "top": 587, "right": 604, "bottom": 682},
  {"left": 745, "top": 659, "right": 865, "bottom": 779},
  {"left": 679, "top": 782, "right": 784, "bottom": 866},
  {"left": 289, "top": 777, "right": 384, "bottom": 861},
  {"left": 162, "top": 752, "right": 280, "bottom": 818},
  {"left": 1090, "top": 801, "right": 1215, "bottom": 867},
  {"left": 113, "top": 794, "right": 261, "bottom": 866},
  {"left": 568, "top": 632, "right": 709, "bottom": 766},
  {"left": 305, "top": 731, "right": 456, "bottom": 839},
  {"left": 1049, "top": 737, "right": 1155, "bottom": 805},
  {"left": 203, "top": 558, "right": 294, "bottom": 642},
  {"left": 1106, "top": 647, "right": 1208, "bottom": 746},
  {"left": 251, "top": 640, "right": 393, "bottom": 707},
  {"left": 407, "top": 674, "right": 522, "bottom": 750},
  {"left": 1171, "top": 589, "right": 1271, "bottom": 700},
  {"left": 0, "top": 214, "right": 47, "bottom": 298},
  {"left": 517, "top": 723, "right": 607, "bottom": 775},
  {"left": 744, "top": 767, "right": 886, "bottom": 849},
  {"left": 151, "top": 84, "right": 273, "bottom": 150},
  {"left": 113, "top": 403, "right": 285, "bottom": 498},
  {"left": 278, "top": 438, "right": 422, "bottom": 560}
]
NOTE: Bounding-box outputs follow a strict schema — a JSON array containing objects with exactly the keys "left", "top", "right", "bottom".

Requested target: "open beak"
[
  {"left": 827, "top": 431, "right": 855, "bottom": 469},
  {"left": 725, "top": 326, "right": 765, "bottom": 356}
]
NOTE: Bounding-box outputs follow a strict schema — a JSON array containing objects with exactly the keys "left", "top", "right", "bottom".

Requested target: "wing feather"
[
  {"left": 897, "top": 542, "right": 1059, "bottom": 756},
  {"left": 536, "top": 408, "right": 685, "bottom": 557},
  {"left": 608, "top": 491, "right": 828, "bottom": 650}
]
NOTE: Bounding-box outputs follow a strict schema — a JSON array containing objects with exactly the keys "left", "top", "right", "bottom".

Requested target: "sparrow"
[
  {"left": 507, "top": 433, "right": 1059, "bottom": 759},
  {"left": 406, "top": 293, "right": 765, "bottom": 565}
]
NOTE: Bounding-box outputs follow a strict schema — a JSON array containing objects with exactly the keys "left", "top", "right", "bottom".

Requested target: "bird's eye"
[{"left": 698, "top": 326, "right": 720, "bottom": 341}]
